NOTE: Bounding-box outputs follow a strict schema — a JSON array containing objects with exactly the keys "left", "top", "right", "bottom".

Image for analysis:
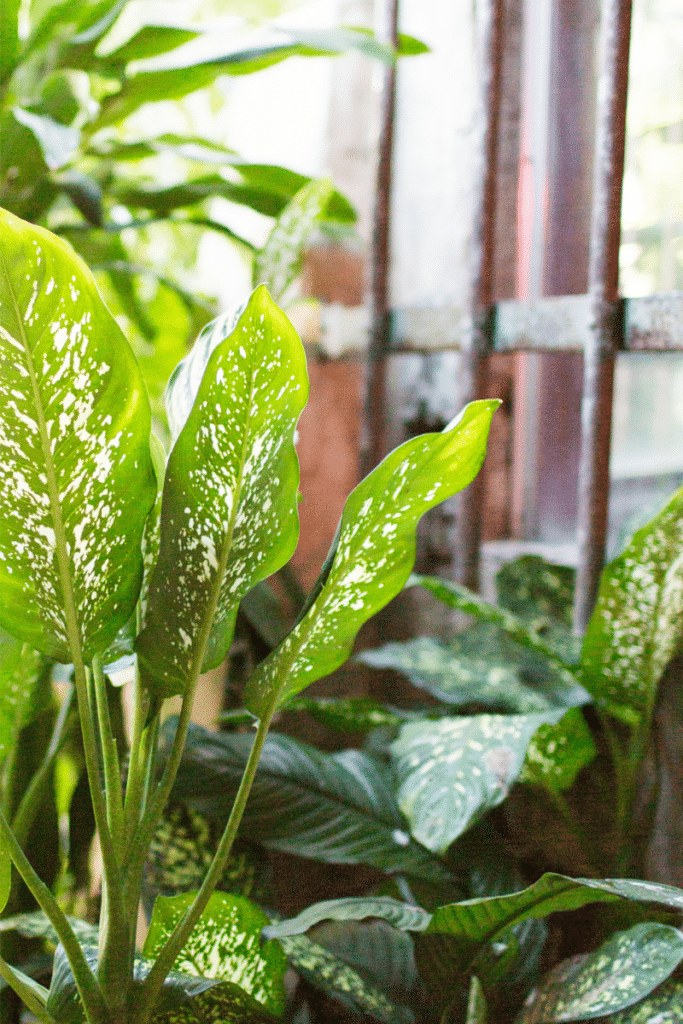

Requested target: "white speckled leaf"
[
  {"left": 520, "top": 707, "right": 596, "bottom": 794},
  {"left": 144, "top": 891, "right": 287, "bottom": 1015},
  {"left": 391, "top": 710, "right": 566, "bottom": 854},
  {"left": 0, "top": 209, "right": 156, "bottom": 661},
  {"left": 135, "top": 286, "right": 308, "bottom": 697},
  {"left": 253, "top": 178, "right": 334, "bottom": 301},
  {"left": 518, "top": 923, "right": 683, "bottom": 1021},
  {"left": 244, "top": 400, "right": 499, "bottom": 717},
  {"left": 581, "top": 487, "right": 683, "bottom": 725},
  {"left": 0, "top": 627, "right": 43, "bottom": 760}
]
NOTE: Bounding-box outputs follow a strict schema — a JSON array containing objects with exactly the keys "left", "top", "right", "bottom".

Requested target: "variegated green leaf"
[
  {"left": 144, "top": 891, "right": 287, "bottom": 1015},
  {"left": 581, "top": 487, "right": 683, "bottom": 725},
  {"left": 602, "top": 976, "right": 683, "bottom": 1022},
  {"left": 279, "top": 932, "right": 413, "bottom": 1024},
  {"left": 0, "top": 626, "right": 44, "bottom": 759},
  {"left": 150, "top": 981, "right": 280, "bottom": 1024},
  {"left": 265, "top": 897, "right": 430, "bottom": 939},
  {"left": 135, "top": 287, "right": 308, "bottom": 697},
  {"left": 520, "top": 707, "right": 596, "bottom": 793},
  {"left": 253, "top": 178, "right": 335, "bottom": 301},
  {"left": 518, "top": 923, "right": 683, "bottom": 1021},
  {"left": 391, "top": 710, "right": 566, "bottom": 854},
  {"left": 0, "top": 208, "right": 155, "bottom": 661},
  {"left": 244, "top": 400, "right": 499, "bottom": 717}
]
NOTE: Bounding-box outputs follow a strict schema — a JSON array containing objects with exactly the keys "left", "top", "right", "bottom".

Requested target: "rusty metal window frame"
[{"left": 363, "top": 0, "right": 680, "bottom": 637}]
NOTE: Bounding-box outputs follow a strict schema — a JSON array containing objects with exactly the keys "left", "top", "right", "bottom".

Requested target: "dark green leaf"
[
  {"left": 581, "top": 487, "right": 683, "bottom": 725},
  {"left": 0, "top": 910, "right": 98, "bottom": 944},
  {"left": 279, "top": 931, "right": 413, "bottom": 1023},
  {"left": 135, "top": 287, "right": 308, "bottom": 697},
  {"left": 144, "top": 891, "right": 287, "bottom": 1015},
  {"left": 0, "top": 209, "right": 156, "bottom": 660},
  {"left": 519, "top": 707, "right": 596, "bottom": 793},
  {"left": 245, "top": 401, "right": 499, "bottom": 717},
  {"left": 518, "top": 923, "right": 683, "bottom": 1021},
  {"left": 264, "top": 897, "right": 430, "bottom": 938},
  {"left": 391, "top": 710, "right": 566, "bottom": 853},
  {"left": 54, "top": 171, "right": 104, "bottom": 226},
  {"left": 149, "top": 981, "right": 280, "bottom": 1024},
  {"left": 11, "top": 107, "right": 80, "bottom": 169},
  {"left": 171, "top": 722, "right": 453, "bottom": 885},
  {"left": 47, "top": 942, "right": 98, "bottom": 1023}
]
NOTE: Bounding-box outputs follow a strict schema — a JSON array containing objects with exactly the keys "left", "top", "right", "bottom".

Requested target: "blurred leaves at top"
[{"left": 0, "top": 0, "right": 426, "bottom": 434}]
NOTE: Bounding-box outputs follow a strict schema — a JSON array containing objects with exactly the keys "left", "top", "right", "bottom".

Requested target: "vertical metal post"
[
  {"left": 573, "top": 0, "right": 632, "bottom": 635},
  {"left": 453, "top": 0, "right": 505, "bottom": 589},
  {"left": 361, "top": 0, "right": 399, "bottom": 479}
]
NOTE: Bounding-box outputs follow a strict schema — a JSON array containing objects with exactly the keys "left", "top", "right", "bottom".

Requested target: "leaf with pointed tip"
[
  {"left": 264, "top": 897, "right": 430, "bottom": 939},
  {"left": 253, "top": 178, "right": 334, "bottom": 300},
  {"left": 391, "top": 709, "right": 566, "bottom": 854},
  {"left": 0, "top": 209, "right": 156, "bottom": 661},
  {"left": 581, "top": 487, "right": 683, "bottom": 725},
  {"left": 417, "top": 872, "right": 683, "bottom": 989},
  {"left": 103, "top": 26, "right": 201, "bottom": 66},
  {"left": 150, "top": 981, "right": 280, "bottom": 1024},
  {"left": 144, "top": 891, "right": 287, "bottom": 1015},
  {"left": 0, "top": 627, "right": 45, "bottom": 760},
  {"left": 170, "top": 722, "right": 452, "bottom": 886},
  {"left": 244, "top": 400, "right": 499, "bottom": 717},
  {"left": 518, "top": 923, "right": 683, "bottom": 1022},
  {"left": 135, "top": 287, "right": 308, "bottom": 697}
]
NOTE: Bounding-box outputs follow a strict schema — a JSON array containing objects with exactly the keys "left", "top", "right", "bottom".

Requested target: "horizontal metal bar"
[{"left": 387, "top": 291, "right": 683, "bottom": 352}]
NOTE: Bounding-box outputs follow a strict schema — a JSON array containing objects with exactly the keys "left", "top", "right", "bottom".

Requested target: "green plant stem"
[
  {"left": 123, "top": 665, "right": 148, "bottom": 840},
  {"left": 134, "top": 710, "right": 272, "bottom": 1022},
  {"left": 11, "top": 683, "right": 74, "bottom": 848},
  {"left": 0, "top": 955, "right": 56, "bottom": 1024},
  {"left": 92, "top": 657, "right": 125, "bottom": 855},
  {"left": 0, "top": 806, "right": 107, "bottom": 1024}
]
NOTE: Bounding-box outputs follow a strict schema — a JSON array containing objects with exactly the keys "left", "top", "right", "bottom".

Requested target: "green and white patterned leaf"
[
  {"left": 603, "top": 976, "right": 683, "bottom": 1022},
  {"left": 150, "top": 981, "right": 280, "bottom": 1024},
  {"left": 171, "top": 722, "right": 452, "bottom": 885},
  {"left": 135, "top": 287, "right": 308, "bottom": 697},
  {"left": 519, "top": 707, "right": 596, "bottom": 793},
  {"left": 581, "top": 487, "right": 683, "bottom": 725},
  {"left": 518, "top": 923, "right": 683, "bottom": 1021},
  {"left": 391, "top": 710, "right": 566, "bottom": 854},
  {"left": 0, "top": 626, "right": 44, "bottom": 759},
  {"left": 264, "top": 897, "right": 430, "bottom": 939},
  {"left": 279, "top": 932, "right": 413, "bottom": 1024},
  {"left": 358, "top": 636, "right": 566, "bottom": 714},
  {"left": 0, "top": 909, "right": 98, "bottom": 944},
  {"left": 0, "top": 209, "right": 155, "bottom": 661},
  {"left": 253, "top": 178, "right": 334, "bottom": 301},
  {"left": 245, "top": 400, "right": 499, "bottom": 717},
  {"left": 286, "top": 695, "right": 407, "bottom": 732},
  {"left": 144, "top": 891, "right": 286, "bottom": 1015},
  {"left": 418, "top": 872, "right": 683, "bottom": 987}
]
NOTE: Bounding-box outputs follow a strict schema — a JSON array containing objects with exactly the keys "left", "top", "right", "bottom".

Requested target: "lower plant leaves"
[
  {"left": 519, "top": 708, "right": 596, "bottom": 793},
  {"left": 171, "top": 721, "right": 452, "bottom": 885},
  {"left": 0, "top": 627, "right": 44, "bottom": 760},
  {"left": 601, "top": 975, "right": 683, "bottom": 1023},
  {"left": 149, "top": 980, "right": 281, "bottom": 1024},
  {"left": 46, "top": 943, "right": 99, "bottom": 1024},
  {"left": 517, "top": 923, "right": 683, "bottom": 1022},
  {"left": 581, "top": 486, "right": 683, "bottom": 725},
  {"left": 418, "top": 873, "right": 683, "bottom": 991},
  {"left": 279, "top": 931, "right": 414, "bottom": 1024},
  {"left": 144, "top": 891, "right": 287, "bottom": 1016},
  {"left": 264, "top": 897, "right": 430, "bottom": 939},
  {"left": 357, "top": 637, "right": 570, "bottom": 714},
  {"left": 245, "top": 400, "right": 499, "bottom": 717},
  {"left": 0, "top": 910, "right": 98, "bottom": 944},
  {"left": 391, "top": 710, "right": 567, "bottom": 854},
  {"left": 136, "top": 286, "right": 308, "bottom": 697}
]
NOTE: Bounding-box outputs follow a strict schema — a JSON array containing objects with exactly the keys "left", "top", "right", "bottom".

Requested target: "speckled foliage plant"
[{"left": 0, "top": 207, "right": 499, "bottom": 1024}]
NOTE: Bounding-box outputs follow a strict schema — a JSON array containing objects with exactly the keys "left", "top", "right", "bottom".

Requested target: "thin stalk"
[
  {"left": 12, "top": 684, "right": 75, "bottom": 847},
  {"left": 0, "top": 807, "right": 107, "bottom": 1024},
  {"left": 123, "top": 664, "right": 149, "bottom": 840},
  {"left": 134, "top": 711, "right": 272, "bottom": 1020},
  {"left": 92, "top": 656, "right": 125, "bottom": 855},
  {"left": 0, "top": 956, "right": 56, "bottom": 1024}
]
